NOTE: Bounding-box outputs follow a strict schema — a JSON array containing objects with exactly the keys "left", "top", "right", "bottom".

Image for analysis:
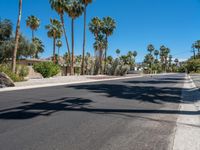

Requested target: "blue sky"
[{"left": 1, "top": 0, "right": 200, "bottom": 62}]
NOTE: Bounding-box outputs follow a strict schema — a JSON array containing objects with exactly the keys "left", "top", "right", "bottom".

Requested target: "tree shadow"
[
  {"left": 0, "top": 100, "right": 200, "bottom": 120},
  {"left": 0, "top": 97, "right": 93, "bottom": 120},
  {"left": 68, "top": 84, "right": 183, "bottom": 104}
]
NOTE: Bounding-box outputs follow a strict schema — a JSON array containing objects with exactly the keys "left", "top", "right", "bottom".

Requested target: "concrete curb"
[
  {"left": 172, "top": 75, "right": 200, "bottom": 150},
  {"left": 0, "top": 75, "right": 143, "bottom": 92}
]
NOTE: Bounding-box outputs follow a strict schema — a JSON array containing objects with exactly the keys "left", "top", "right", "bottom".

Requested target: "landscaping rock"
[{"left": 0, "top": 72, "right": 15, "bottom": 88}]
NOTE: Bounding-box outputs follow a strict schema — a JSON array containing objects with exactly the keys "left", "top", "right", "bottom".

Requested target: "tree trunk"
[
  {"left": 81, "top": 5, "right": 87, "bottom": 75},
  {"left": 53, "top": 37, "right": 56, "bottom": 63},
  {"left": 60, "top": 15, "right": 71, "bottom": 61},
  {"left": 58, "top": 47, "right": 60, "bottom": 56},
  {"left": 71, "top": 19, "right": 74, "bottom": 75},
  {"left": 104, "top": 35, "right": 108, "bottom": 74},
  {"left": 32, "top": 30, "right": 34, "bottom": 40},
  {"left": 99, "top": 50, "right": 103, "bottom": 74},
  {"left": 12, "top": 0, "right": 22, "bottom": 73}
]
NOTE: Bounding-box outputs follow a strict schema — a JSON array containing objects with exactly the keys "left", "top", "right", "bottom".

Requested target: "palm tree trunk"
[
  {"left": 32, "top": 30, "right": 34, "bottom": 40},
  {"left": 104, "top": 35, "right": 108, "bottom": 74},
  {"left": 99, "top": 50, "right": 103, "bottom": 74},
  {"left": 58, "top": 47, "right": 60, "bottom": 56},
  {"left": 60, "top": 15, "right": 71, "bottom": 61},
  {"left": 53, "top": 37, "right": 56, "bottom": 63},
  {"left": 71, "top": 19, "right": 74, "bottom": 75},
  {"left": 12, "top": 0, "right": 22, "bottom": 73},
  {"left": 81, "top": 5, "right": 87, "bottom": 75}
]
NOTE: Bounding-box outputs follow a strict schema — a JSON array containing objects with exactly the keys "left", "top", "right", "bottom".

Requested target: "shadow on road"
[{"left": 0, "top": 75, "right": 199, "bottom": 120}]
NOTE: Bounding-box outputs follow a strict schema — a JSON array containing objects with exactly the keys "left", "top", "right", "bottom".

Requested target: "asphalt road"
[{"left": 0, "top": 74, "right": 187, "bottom": 150}]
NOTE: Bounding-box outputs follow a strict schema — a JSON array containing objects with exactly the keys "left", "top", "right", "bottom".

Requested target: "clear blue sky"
[{"left": 1, "top": 0, "right": 200, "bottom": 62}]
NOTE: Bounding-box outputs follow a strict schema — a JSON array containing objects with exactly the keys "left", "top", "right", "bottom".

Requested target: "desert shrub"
[
  {"left": 74, "top": 67, "right": 81, "bottom": 75},
  {"left": 0, "top": 64, "right": 23, "bottom": 82},
  {"left": 17, "top": 65, "right": 29, "bottom": 77},
  {"left": 106, "top": 58, "right": 130, "bottom": 76},
  {"left": 33, "top": 62, "right": 60, "bottom": 78}
]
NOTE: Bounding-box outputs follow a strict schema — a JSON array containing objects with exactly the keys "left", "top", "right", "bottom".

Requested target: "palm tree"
[
  {"left": 102, "top": 17, "right": 116, "bottom": 73},
  {"left": 56, "top": 39, "right": 62, "bottom": 56},
  {"left": 93, "top": 34, "right": 107, "bottom": 74},
  {"left": 116, "top": 49, "right": 120, "bottom": 57},
  {"left": 49, "top": 0, "right": 71, "bottom": 61},
  {"left": 66, "top": 1, "right": 84, "bottom": 75},
  {"left": 174, "top": 58, "right": 179, "bottom": 66},
  {"left": 168, "top": 55, "right": 172, "bottom": 69},
  {"left": 89, "top": 17, "right": 103, "bottom": 38},
  {"left": 12, "top": 0, "right": 22, "bottom": 73},
  {"left": 26, "top": 15, "right": 40, "bottom": 39},
  {"left": 32, "top": 37, "right": 45, "bottom": 58},
  {"left": 154, "top": 50, "right": 159, "bottom": 59},
  {"left": 133, "top": 51, "right": 137, "bottom": 58},
  {"left": 45, "top": 19, "right": 63, "bottom": 63},
  {"left": 147, "top": 44, "right": 155, "bottom": 54},
  {"left": 81, "top": 0, "right": 92, "bottom": 75},
  {"left": 191, "top": 43, "right": 196, "bottom": 59},
  {"left": 194, "top": 40, "right": 200, "bottom": 54}
]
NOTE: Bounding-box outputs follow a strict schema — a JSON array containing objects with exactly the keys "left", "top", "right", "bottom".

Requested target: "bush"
[
  {"left": 106, "top": 58, "right": 130, "bottom": 76},
  {"left": 186, "top": 59, "right": 200, "bottom": 73},
  {"left": 33, "top": 62, "right": 60, "bottom": 78},
  {"left": 0, "top": 64, "right": 23, "bottom": 82},
  {"left": 17, "top": 65, "right": 29, "bottom": 77}
]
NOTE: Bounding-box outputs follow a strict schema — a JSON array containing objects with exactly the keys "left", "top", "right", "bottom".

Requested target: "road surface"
[{"left": 0, "top": 74, "right": 192, "bottom": 150}]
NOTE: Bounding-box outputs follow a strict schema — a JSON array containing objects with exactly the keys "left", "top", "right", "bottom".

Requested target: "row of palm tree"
[
  {"left": 143, "top": 44, "right": 177, "bottom": 73},
  {"left": 89, "top": 17, "right": 116, "bottom": 74},
  {"left": 49, "top": 0, "right": 92, "bottom": 75}
]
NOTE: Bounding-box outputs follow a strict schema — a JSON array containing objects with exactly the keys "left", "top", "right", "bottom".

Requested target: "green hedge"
[{"left": 33, "top": 62, "right": 60, "bottom": 78}]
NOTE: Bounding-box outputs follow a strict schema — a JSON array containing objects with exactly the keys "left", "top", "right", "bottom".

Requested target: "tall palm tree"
[
  {"left": 81, "top": 0, "right": 92, "bottom": 75},
  {"left": 89, "top": 17, "right": 103, "bottom": 38},
  {"left": 26, "top": 15, "right": 40, "bottom": 39},
  {"left": 93, "top": 34, "right": 107, "bottom": 74},
  {"left": 116, "top": 49, "right": 120, "bottom": 57},
  {"left": 191, "top": 43, "right": 196, "bottom": 59},
  {"left": 32, "top": 37, "right": 45, "bottom": 58},
  {"left": 154, "top": 50, "right": 159, "bottom": 59},
  {"left": 49, "top": 0, "right": 71, "bottom": 61},
  {"left": 45, "top": 19, "right": 63, "bottom": 63},
  {"left": 102, "top": 17, "right": 116, "bottom": 73},
  {"left": 66, "top": 0, "right": 84, "bottom": 75},
  {"left": 56, "top": 39, "right": 62, "bottom": 56},
  {"left": 133, "top": 51, "right": 137, "bottom": 58},
  {"left": 147, "top": 44, "right": 155, "bottom": 54},
  {"left": 12, "top": 0, "right": 22, "bottom": 73},
  {"left": 194, "top": 40, "right": 200, "bottom": 55}
]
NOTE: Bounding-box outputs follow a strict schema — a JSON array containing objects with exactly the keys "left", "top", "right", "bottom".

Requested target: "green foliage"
[
  {"left": 17, "top": 65, "right": 29, "bottom": 77},
  {"left": 33, "top": 62, "right": 60, "bottom": 78},
  {"left": 0, "top": 64, "right": 24, "bottom": 82},
  {"left": 106, "top": 58, "right": 130, "bottom": 76},
  {"left": 186, "top": 59, "right": 200, "bottom": 73}
]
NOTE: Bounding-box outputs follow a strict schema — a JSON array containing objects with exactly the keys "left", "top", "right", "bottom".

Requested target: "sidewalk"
[
  {"left": 190, "top": 74, "right": 200, "bottom": 89},
  {"left": 172, "top": 75, "right": 200, "bottom": 150},
  {"left": 0, "top": 74, "right": 142, "bottom": 92}
]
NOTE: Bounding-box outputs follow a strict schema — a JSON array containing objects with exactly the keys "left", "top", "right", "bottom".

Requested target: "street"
[{"left": 0, "top": 74, "right": 195, "bottom": 150}]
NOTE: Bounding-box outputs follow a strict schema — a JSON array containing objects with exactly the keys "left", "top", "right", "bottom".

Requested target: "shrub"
[
  {"left": 33, "top": 62, "right": 60, "bottom": 78},
  {"left": 106, "top": 58, "right": 130, "bottom": 76},
  {"left": 0, "top": 64, "right": 23, "bottom": 82},
  {"left": 17, "top": 65, "right": 29, "bottom": 77},
  {"left": 186, "top": 59, "right": 200, "bottom": 73}
]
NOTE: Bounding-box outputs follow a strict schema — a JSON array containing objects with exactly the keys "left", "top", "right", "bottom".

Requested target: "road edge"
[{"left": 172, "top": 74, "right": 200, "bottom": 150}]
